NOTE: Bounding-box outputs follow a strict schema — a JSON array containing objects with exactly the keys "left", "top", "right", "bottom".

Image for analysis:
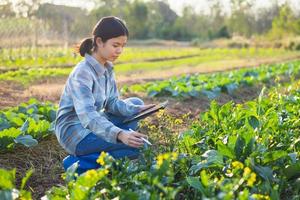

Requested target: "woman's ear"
[{"left": 96, "top": 37, "right": 103, "bottom": 47}]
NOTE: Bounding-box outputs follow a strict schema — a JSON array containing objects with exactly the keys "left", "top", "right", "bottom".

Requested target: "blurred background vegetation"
[{"left": 0, "top": 0, "right": 300, "bottom": 50}]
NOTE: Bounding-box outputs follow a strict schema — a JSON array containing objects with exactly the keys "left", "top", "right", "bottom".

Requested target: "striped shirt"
[{"left": 55, "top": 53, "right": 141, "bottom": 155}]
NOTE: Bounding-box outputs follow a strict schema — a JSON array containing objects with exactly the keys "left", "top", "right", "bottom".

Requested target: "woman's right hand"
[{"left": 117, "top": 130, "right": 147, "bottom": 148}]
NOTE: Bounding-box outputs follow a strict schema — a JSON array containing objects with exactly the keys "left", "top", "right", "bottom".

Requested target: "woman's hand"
[
  {"left": 138, "top": 104, "right": 156, "bottom": 112},
  {"left": 117, "top": 130, "right": 148, "bottom": 148}
]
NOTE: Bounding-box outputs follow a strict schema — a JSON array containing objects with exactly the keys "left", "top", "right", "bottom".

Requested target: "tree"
[
  {"left": 0, "top": 0, "right": 15, "bottom": 18},
  {"left": 12, "top": 0, "right": 41, "bottom": 18},
  {"left": 226, "top": 0, "right": 254, "bottom": 37},
  {"left": 125, "top": 1, "right": 149, "bottom": 39},
  {"left": 268, "top": 5, "right": 300, "bottom": 39},
  {"left": 146, "top": 0, "right": 177, "bottom": 39}
]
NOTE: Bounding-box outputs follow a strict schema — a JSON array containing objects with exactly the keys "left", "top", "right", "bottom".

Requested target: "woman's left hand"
[{"left": 138, "top": 104, "right": 156, "bottom": 112}]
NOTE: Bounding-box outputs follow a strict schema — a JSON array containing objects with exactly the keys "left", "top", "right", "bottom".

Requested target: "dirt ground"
[{"left": 0, "top": 57, "right": 296, "bottom": 199}]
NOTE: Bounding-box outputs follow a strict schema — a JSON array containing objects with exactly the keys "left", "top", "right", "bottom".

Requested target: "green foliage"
[
  {"left": 125, "top": 60, "right": 300, "bottom": 99},
  {"left": 45, "top": 80, "right": 300, "bottom": 199},
  {"left": 177, "top": 82, "right": 300, "bottom": 198},
  {"left": 268, "top": 5, "right": 300, "bottom": 39},
  {"left": 0, "top": 168, "right": 33, "bottom": 200},
  {"left": 1, "top": 47, "right": 295, "bottom": 86},
  {"left": 0, "top": 98, "right": 57, "bottom": 151}
]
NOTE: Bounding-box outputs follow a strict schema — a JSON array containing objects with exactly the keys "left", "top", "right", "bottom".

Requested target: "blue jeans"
[{"left": 63, "top": 97, "right": 144, "bottom": 174}]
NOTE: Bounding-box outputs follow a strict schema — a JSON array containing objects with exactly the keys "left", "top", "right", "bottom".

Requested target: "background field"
[{"left": 1, "top": 0, "right": 300, "bottom": 199}]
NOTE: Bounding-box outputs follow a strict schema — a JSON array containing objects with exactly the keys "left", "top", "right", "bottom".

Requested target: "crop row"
[
  {"left": 0, "top": 47, "right": 206, "bottom": 69},
  {"left": 0, "top": 99, "right": 56, "bottom": 151},
  {"left": 123, "top": 60, "right": 300, "bottom": 99},
  {"left": 0, "top": 47, "right": 296, "bottom": 70},
  {"left": 2, "top": 53, "right": 299, "bottom": 87}
]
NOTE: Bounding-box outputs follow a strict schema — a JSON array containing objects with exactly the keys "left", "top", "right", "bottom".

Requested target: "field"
[{"left": 0, "top": 45, "right": 300, "bottom": 200}]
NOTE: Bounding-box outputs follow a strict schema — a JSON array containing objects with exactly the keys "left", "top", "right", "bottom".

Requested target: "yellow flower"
[
  {"left": 157, "top": 110, "right": 165, "bottom": 118},
  {"left": 98, "top": 168, "right": 110, "bottom": 177},
  {"left": 243, "top": 167, "right": 252, "bottom": 177},
  {"left": 163, "top": 153, "right": 170, "bottom": 159},
  {"left": 171, "top": 152, "right": 178, "bottom": 160},
  {"left": 96, "top": 152, "right": 107, "bottom": 166},
  {"left": 232, "top": 161, "right": 244, "bottom": 169},
  {"left": 156, "top": 152, "right": 178, "bottom": 168},
  {"left": 247, "top": 172, "right": 256, "bottom": 187},
  {"left": 85, "top": 169, "right": 97, "bottom": 179},
  {"left": 156, "top": 154, "right": 164, "bottom": 167},
  {"left": 251, "top": 194, "right": 270, "bottom": 200},
  {"left": 174, "top": 118, "right": 183, "bottom": 125}
]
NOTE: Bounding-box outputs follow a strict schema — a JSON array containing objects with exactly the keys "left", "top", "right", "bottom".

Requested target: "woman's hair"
[{"left": 77, "top": 16, "right": 129, "bottom": 57}]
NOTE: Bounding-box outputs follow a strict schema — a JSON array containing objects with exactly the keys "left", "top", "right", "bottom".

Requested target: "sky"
[{"left": 6, "top": 0, "right": 300, "bottom": 16}]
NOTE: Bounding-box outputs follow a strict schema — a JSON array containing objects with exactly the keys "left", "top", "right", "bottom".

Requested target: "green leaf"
[
  {"left": 65, "top": 162, "right": 79, "bottom": 183},
  {"left": 258, "top": 87, "right": 266, "bottom": 105},
  {"left": 20, "top": 120, "right": 29, "bottom": 133},
  {"left": 186, "top": 176, "right": 207, "bottom": 196},
  {"left": 244, "top": 137, "right": 255, "bottom": 157},
  {"left": 248, "top": 116, "right": 259, "bottom": 129},
  {"left": 0, "top": 121, "right": 11, "bottom": 131},
  {"left": 48, "top": 110, "right": 57, "bottom": 122},
  {"left": 200, "top": 170, "right": 209, "bottom": 187},
  {"left": 189, "top": 150, "right": 224, "bottom": 174},
  {"left": 202, "top": 150, "right": 223, "bottom": 165},
  {"left": 201, "top": 89, "right": 220, "bottom": 100},
  {"left": 20, "top": 169, "right": 33, "bottom": 190},
  {"left": 283, "top": 162, "right": 300, "bottom": 180},
  {"left": 223, "top": 83, "right": 238, "bottom": 95},
  {"left": 262, "top": 150, "right": 288, "bottom": 164},
  {"left": 253, "top": 165, "right": 273, "bottom": 182},
  {"left": 217, "top": 141, "right": 235, "bottom": 159},
  {"left": 0, "top": 190, "right": 14, "bottom": 200},
  {"left": 234, "top": 135, "right": 245, "bottom": 160},
  {"left": 121, "top": 191, "right": 139, "bottom": 200},
  {"left": 148, "top": 90, "right": 158, "bottom": 97},
  {"left": 0, "top": 168, "right": 16, "bottom": 189},
  {"left": 14, "top": 135, "right": 38, "bottom": 147},
  {"left": 11, "top": 117, "right": 24, "bottom": 127}
]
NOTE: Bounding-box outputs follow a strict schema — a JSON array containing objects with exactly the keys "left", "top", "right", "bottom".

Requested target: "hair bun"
[{"left": 78, "top": 37, "right": 93, "bottom": 57}]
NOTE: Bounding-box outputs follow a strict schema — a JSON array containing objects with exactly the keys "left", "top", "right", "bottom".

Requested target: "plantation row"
[
  {"left": 0, "top": 55, "right": 299, "bottom": 87},
  {"left": 2, "top": 79, "right": 299, "bottom": 199},
  {"left": 123, "top": 60, "right": 300, "bottom": 99},
  {"left": 0, "top": 47, "right": 220, "bottom": 69},
  {"left": 1, "top": 60, "right": 299, "bottom": 151},
  {"left": 0, "top": 47, "right": 297, "bottom": 74},
  {"left": 0, "top": 99, "right": 56, "bottom": 152}
]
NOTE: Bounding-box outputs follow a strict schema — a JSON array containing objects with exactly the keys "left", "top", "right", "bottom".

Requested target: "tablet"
[{"left": 123, "top": 100, "right": 168, "bottom": 124}]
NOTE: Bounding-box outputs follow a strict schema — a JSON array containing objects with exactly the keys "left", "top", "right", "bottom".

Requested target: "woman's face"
[{"left": 96, "top": 35, "right": 127, "bottom": 62}]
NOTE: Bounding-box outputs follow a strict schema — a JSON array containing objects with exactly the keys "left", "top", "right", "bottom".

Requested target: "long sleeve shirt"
[{"left": 55, "top": 53, "right": 141, "bottom": 155}]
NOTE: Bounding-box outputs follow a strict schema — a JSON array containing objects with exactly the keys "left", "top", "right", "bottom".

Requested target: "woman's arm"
[
  {"left": 105, "top": 73, "right": 141, "bottom": 116},
  {"left": 68, "top": 70, "right": 123, "bottom": 144}
]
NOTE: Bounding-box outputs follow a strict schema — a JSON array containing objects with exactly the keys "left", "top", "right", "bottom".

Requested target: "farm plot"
[
  {"left": 0, "top": 49, "right": 300, "bottom": 199},
  {"left": 40, "top": 80, "right": 300, "bottom": 199},
  {"left": 0, "top": 47, "right": 294, "bottom": 70},
  {"left": 123, "top": 60, "right": 300, "bottom": 99}
]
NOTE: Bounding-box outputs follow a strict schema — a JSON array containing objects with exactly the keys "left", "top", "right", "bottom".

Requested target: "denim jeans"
[{"left": 63, "top": 97, "right": 144, "bottom": 174}]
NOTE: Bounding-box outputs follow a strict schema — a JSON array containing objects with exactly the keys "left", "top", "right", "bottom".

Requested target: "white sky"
[{"left": 6, "top": 0, "right": 300, "bottom": 16}]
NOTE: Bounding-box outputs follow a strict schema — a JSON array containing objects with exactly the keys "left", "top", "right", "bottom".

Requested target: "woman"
[{"left": 55, "top": 16, "right": 154, "bottom": 174}]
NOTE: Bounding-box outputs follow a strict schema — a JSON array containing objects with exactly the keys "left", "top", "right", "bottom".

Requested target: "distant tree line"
[{"left": 0, "top": 0, "right": 300, "bottom": 43}]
